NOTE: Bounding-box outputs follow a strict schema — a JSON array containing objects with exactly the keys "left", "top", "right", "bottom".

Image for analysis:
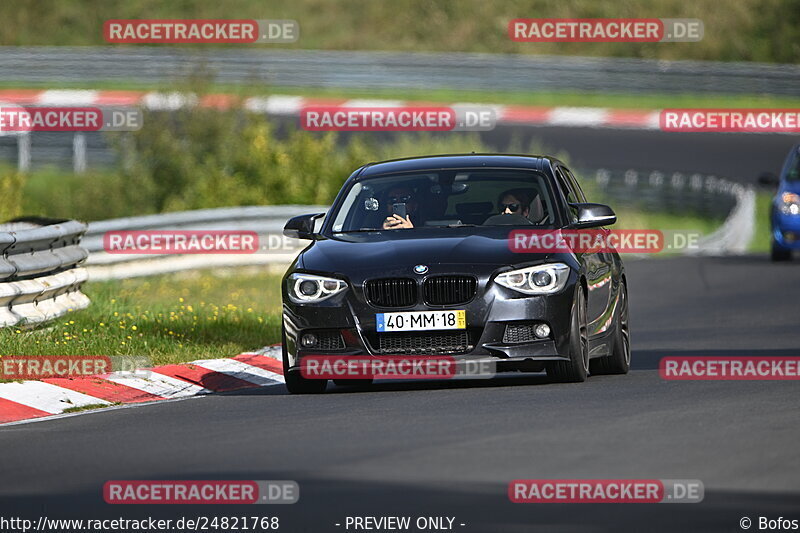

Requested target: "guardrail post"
[
  {"left": 73, "top": 132, "right": 87, "bottom": 174},
  {"left": 17, "top": 133, "right": 31, "bottom": 172}
]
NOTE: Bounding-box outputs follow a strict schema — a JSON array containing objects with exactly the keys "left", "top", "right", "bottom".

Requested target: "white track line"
[
  {"left": 105, "top": 372, "right": 211, "bottom": 399},
  {"left": 0, "top": 396, "right": 202, "bottom": 427},
  {"left": 0, "top": 381, "right": 110, "bottom": 413},
  {"left": 38, "top": 89, "right": 98, "bottom": 105},
  {"left": 548, "top": 107, "right": 610, "bottom": 127},
  {"left": 245, "top": 95, "right": 305, "bottom": 114},
  {"left": 192, "top": 358, "right": 285, "bottom": 386},
  {"left": 142, "top": 91, "right": 198, "bottom": 110},
  {"left": 247, "top": 345, "right": 283, "bottom": 360},
  {"left": 342, "top": 99, "right": 405, "bottom": 107}
]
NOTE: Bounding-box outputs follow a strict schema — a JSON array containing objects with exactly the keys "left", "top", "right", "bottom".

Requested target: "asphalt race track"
[
  {"left": 484, "top": 126, "right": 799, "bottom": 181},
  {"left": 1, "top": 255, "right": 798, "bottom": 532},
  {"left": 275, "top": 116, "right": 799, "bottom": 182}
]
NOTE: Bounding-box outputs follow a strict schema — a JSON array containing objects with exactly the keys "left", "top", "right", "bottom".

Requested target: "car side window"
[
  {"left": 562, "top": 167, "right": 587, "bottom": 202},
  {"left": 555, "top": 167, "right": 580, "bottom": 222}
]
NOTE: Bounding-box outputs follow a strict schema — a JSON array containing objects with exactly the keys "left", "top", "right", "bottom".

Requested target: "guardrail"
[
  {"left": 0, "top": 167, "right": 752, "bottom": 325},
  {"left": 592, "top": 168, "right": 739, "bottom": 219},
  {"left": 0, "top": 218, "right": 90, "bottom": 327},
  {"left": 83, "top": 206, "right": 327, "bottom": 280},
  {"left": 2, "top": 47, "right": 798, "bottom": 96},
  {"left": 2, "top": 47, "right": 797, "bottom": 172},
  {"left": 81, "top": 168, "right": 754, "bottom": 281},
  {"left": 592, "top": 168, "right": 754, "bottom": 254}
]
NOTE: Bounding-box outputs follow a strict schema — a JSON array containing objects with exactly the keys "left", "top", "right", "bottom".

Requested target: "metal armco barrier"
[
  {"left": 0, "top": 168, "right": 752, "bottom": 289},
  {"left": 82, "top": 168, "right": 753, "bottom": 281},
  {"left": 2, "top": 47, "right": 798, "bottom": 96},
  {"left": 0, "top": 218, "right": 90, "bottom": 327},
  {"left": 592, "top": 168, "right": 754, "bottom": 255},
  {"left": 592, "top": 168, "right": 738, "bottom": 219},
  {"left": 83, "top": 205, "right": 328, "bottom": 280}
]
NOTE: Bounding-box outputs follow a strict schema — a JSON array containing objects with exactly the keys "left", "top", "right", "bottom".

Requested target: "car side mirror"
[
  {"left": 572, "top": 203, "right": 616, "bottom": 228},
  {"left": 757, "top": 172, "right": 780, "bottom": 188},
  {"left": 284, "top": 213, "right": 324, "bottom": 240}
]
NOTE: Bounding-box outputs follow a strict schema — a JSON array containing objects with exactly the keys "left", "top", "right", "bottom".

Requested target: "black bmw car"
[{"left": 281, "top": 154, "right": 630, "bottom": 393}]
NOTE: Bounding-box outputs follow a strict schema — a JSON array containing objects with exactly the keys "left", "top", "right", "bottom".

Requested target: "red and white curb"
[
  {"left": 0, "top": 346, "right": 284, "bottom": 426},
  {"left": 0, "top": 89, "right": 660, "bottom": 130}
]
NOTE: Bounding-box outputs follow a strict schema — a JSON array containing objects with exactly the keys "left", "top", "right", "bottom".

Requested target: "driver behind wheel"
[
  {"left": 382, "top": 186, "right": 418, "bottom": 229},
  {"left": 498, "top": 189, "right": 532, "bottom": 218}
]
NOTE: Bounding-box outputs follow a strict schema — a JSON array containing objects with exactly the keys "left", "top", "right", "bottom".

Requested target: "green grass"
[
  {"left": 752, "top": 190, "right": 775, "bottom": 253},
  {"left": 0, "top": 200, "right": 728, "bottom": 366},
  {"left": 1, "top": 0, "right": 799, "bottom": 63},
  {"left": 613, "top": 209, "right": 721, "bottom": 234},
  {"left": 0, "top": 201, "right": 729, "bottom": 368},
  {"left": 5, "top": 80, "right": 800, "bottom": 110},
  {"left": 62, "top": 402, "right": 121, "bottom": 414},
  {"left": 0, "top": 267, "right": 285, "bottom": 367}
]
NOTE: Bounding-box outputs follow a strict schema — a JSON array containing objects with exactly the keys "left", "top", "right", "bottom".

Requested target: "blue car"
[{"left": 763, "top": 144, "right": 800, "bottom": 261}]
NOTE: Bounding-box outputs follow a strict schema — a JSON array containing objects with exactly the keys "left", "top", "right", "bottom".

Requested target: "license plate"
[{"left": 376, "top": 310, "right": 466, "bottom": 332}]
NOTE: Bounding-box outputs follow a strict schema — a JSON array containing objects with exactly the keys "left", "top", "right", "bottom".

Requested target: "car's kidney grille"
[
  {"left": 376, "top": 331, "right": 470, "bottom": 355},
  {"left": 423, "top": 276, "right": 477, "bottom": 305},
  {"left": 365, "top": 278, "right": 417, "bottom": 307}
]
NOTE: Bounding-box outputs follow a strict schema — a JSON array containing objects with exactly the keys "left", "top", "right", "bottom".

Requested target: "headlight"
[
  {"left": 780, "top": 192, "right": 800, "bottom": 216},
  {"left": 494, "top": 263, "right": 570, "bottom": 295},
  {"left": 288, "top": 273, "right": 347, "bottom": 303}
]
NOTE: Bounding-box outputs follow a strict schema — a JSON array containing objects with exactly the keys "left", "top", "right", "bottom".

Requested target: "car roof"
[{"left": 355, "top": 154, "right": 554, "bottom": 178}]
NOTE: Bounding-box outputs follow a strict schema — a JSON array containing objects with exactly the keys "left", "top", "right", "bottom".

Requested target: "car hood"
[
  {"left": 299, "top": 229, "right": 557, "bottom": 275},
  {"left": 780, "top": 181, "right": 800, "bottom": 196}
]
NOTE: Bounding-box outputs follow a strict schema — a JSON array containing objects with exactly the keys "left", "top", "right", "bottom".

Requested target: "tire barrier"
[{"left": 0, "top": 218, "right": 89, "bottom": 327}]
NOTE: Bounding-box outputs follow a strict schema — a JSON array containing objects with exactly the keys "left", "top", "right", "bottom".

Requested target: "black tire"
[
  {"left": 282, "top": 327, "right": 327, "bottom": 394},
  {"left": 771, "top": 239, "right": 792, "bottom": 262},
  {"left": 547, "top": 285, "right": 589, "bottom": 383},
  {"left": 590, "top": 283, "right": 631, "bottom": 375},
  {"left": 333, "top": 379, "right": 374, "bottom": 388}
]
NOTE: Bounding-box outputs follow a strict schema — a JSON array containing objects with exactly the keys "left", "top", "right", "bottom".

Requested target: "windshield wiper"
[
  {"left": 436, "top": 223, "right": 479, "bottom": 228},
  {"left": 332, "top": 229, "right": 382, "bottom": 233}
]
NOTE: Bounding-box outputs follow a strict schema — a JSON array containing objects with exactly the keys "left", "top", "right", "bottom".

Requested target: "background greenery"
[
  {"left": 19, "top": 91, "right": 556, "bottom": 220},
  {"left": 0, "top": 0, "right": 780, "bottom": 367},
  {"left": 0, "top": 168, "right": 25, "bottom": 222},
  {"left": 0, "top": 268, "right": 284, "bottom": 366},
  {"left": 1, "top": 0, "right": 798, "bottom": 63}
]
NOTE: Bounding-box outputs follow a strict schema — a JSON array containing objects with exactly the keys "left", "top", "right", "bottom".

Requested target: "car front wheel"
[
  {"left": 771, "top": 238, "right": 792, "bottom": 261},
  {"left": 590, "top": 283, "right": 631, "bottom": 375},
  {"left": 282, "top": 327, "right": 327, "bottom": 394},
  {"left": 546, "top": 285, "right": 589, "bottom": 383}
]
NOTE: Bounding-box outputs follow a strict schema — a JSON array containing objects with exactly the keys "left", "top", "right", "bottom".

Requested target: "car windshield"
[
  {"left": 329, "top": 168, "right": 558, "bottom": 233},
  {"left": 787, "top": 152, "right": 800, "bottom": 181}
]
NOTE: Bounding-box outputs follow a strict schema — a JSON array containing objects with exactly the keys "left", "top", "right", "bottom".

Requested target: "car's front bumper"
[
  {"left": 281, "top": 271, "right": 578, "bottom": 372},
  {"left": 773, "top": 212, "right": 800, "bottom": 249}
]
